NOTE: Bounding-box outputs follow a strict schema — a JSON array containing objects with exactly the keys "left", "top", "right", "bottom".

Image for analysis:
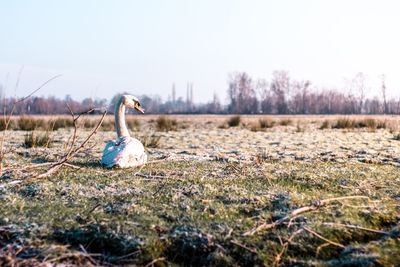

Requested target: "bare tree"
[
  {"left": 270, "top": 71, "right": 290, "bottom": 114},
  {"left": 352, "top": 72, "right": 367, "bottom": 114},
  {"left": 256, "top": 79, "right": 273, "bottom": 114},
  {"left": 227, "top": 72, "right": 258, "bottom": 114},
  {"left": 381, "top": 75, "right": 388, "bottom": 114}
]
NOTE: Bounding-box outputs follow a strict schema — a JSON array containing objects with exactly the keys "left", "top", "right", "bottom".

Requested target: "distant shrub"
[
  {"left": 333, "top": 118, "right": 387, "bottom": 131},
  {"left": 333, "top": 118, "right": 355, "bottom": 129},
  {"left": 156, "top": 116, "right": 177, "bottom": 132},
  {"left": 24, "top": 131, "right": 52, "bottom": 148},
  {"left": 126, "top": 117, "right": 141, "bottom": 131},
  {"left": 0, "top": 118, "right": 16, "bottom": 131},
  {"left": 360, "top": 118, "right": 376, "bottom": 129},
  {"left": 83, "top": 119, "right": 97, "bottom": 129},
  {"left": 376, "top": 120, "right": 387, "bottom": 129},
  {"left": 296, "top": 122, "right": 305, "bottom": 132},
  {"left": 279, "top": 118, "right": 292, "bottom": 126},
  {"left": 18, "top": 116, "right": 38, "bottom": 131},
  {"left": 319, "top": 120, "right": 330, "bottom": 130},
  {"left": 52, "top": 117, "right": 74, "bottom": 130},
  {"left": 227, "top": 116, "right": 241, "bottom": 127},
  {"left": 249, "top": 118, "right": 275, "bottom": 132},
  {"left": 259, "top": 118, "right": 275, "bottom": 129},
  {"left": 101, "top": 119, "right": 115, "bottom": 131},
  {"left": 140, "top": 134, "right": 161, "bottom": 148}
]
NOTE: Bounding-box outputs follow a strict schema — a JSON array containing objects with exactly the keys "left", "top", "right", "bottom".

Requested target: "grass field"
[{"left": 0, "top": 115, "right": 399, "bottom": 266}]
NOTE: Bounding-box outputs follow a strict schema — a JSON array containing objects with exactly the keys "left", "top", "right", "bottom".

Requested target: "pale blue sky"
[{"left": 1, "top": 0, "right": 399, "bottom": 102}]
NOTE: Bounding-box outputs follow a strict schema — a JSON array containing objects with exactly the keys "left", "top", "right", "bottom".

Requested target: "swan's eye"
[{"left": 137, "top": 103, "right": 141, "bottom": 107}]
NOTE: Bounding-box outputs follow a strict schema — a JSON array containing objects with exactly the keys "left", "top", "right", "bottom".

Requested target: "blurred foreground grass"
[{"left": 0, "top": 160, "right": 399, "bottom": 266}]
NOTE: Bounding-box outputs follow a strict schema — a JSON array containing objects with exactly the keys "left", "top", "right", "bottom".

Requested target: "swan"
[{"left": 101, "top": 95, "right": 147, "bottom": 168}]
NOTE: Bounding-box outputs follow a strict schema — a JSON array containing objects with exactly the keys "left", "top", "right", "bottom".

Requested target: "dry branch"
[
  {"left": 35, "top": 109, "right": 106, "bottom": 179},
  {"left": 273, "top": 228, "right": 304, "bottom": 267},
  {"left": 322, "top": 222, "right": 389, "bottom": 235},
  {"left": 0, "top": 74, "right": 62, "bottom": 176},
  {"left": 303, "top": 226, "right": 345, "bottom": 248},
  {"left": 243, "top": 195, "right": 370, "bottom": 236}
]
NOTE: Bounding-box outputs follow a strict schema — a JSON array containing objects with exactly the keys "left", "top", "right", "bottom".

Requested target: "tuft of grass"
[
  {"left": 100, "top": 119, "right": 115, "bottom": 131},
  {"left": 24, "top": 131, "right": 52, "bottom": 148},
  {"left": 156, "top": 116, "right": 177, "bottom": 132},
  {"left": 52, "top": 117, "right": 74, "bottom": 130},
  {"left": 333, "top": 118, "right": 355, "bottom": 129},
  {"left": 0, "top": 118, "right": 16, "bottom": 131},
  {"left": 18, "top": 116, "right": 40, "bottom": 131},
  {"left": 82, "top": 119, "right": 96, "bottom": 129},
  {"left": 227, "top": 115, "right": 241, "bottom": 127},
  {"left": 296, "top": 122, "right": 305, "bottom": 132},
  {"left": 140, "top": 134, "right": 161, "bottom": 148},
  {"left": 333, "top": 118, "right": 387, "bottom": 131},
  {"left": 376, "top": 120, "right": 387, "bottom": 129},
  {"left": 279, "top": 118, "right": 292, "bottom": 126},
  {"left": 126, "top": 117, "right": 141, "bottom": 131},
  {"left": 319, "top": 120, "right": 330, "bottom": 130},
  {"left": 250, "top": 118, "right": 275, "bottom": 132},
  {"left": 259, "top": 118, "right": 275, "bottom": 129}
]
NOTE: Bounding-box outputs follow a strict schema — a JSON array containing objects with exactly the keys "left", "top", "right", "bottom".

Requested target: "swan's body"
[{"left": 101, "top": 95, "right": 147, "bottom": 168}]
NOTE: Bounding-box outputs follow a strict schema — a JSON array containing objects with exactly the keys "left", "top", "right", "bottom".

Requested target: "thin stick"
[
  {"left": 243, "top": 195, "right": 369, "bottom": 236},
  {"left": 144, "top": 257, "right": 166, "bottom": 267},
  {"left": 322, "top": 222, "right": 389, "bottom": 235},
  {"left": 35, "top": 110, "right": 106, "bottom": 179},
  {"left": 0, "top": 74, "right": 62, "bottom": 175},
  {"left": 230, "top": 240, "right": 258, "bottom": 254},
  {"left": 303, "top": 226, "right": 345, "bottom": 248},
  {"left": 273, "top": 228, "right": 304, "bottom": 267}
]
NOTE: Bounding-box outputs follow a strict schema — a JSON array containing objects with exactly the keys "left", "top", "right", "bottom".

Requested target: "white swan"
[{"left": 101, "top": 95, "right": 147, "bottom": 168}]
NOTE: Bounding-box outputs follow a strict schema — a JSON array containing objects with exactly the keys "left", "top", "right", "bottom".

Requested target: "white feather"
[
  {"left": 101, "top": 95, "right": 148, "bottom": 168},
  {"left": 101, "top": 136, "right": 147, "bottom": 168}
]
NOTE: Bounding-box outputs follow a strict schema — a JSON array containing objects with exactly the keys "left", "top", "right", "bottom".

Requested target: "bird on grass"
[{"left": 101, "top": 95, "right": 147, "bottom": 168}]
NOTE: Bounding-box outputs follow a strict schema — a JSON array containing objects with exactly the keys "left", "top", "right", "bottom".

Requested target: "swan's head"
[{"left": 122, "top": 95, "right": 144, "bottom": 113}]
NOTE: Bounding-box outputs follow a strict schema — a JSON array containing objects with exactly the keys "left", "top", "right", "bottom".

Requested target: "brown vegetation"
[
  {"left": 156, "top": 116, "right": 178, "bottom": 132},
  {"left": 23, "top": 131, "right": 52, "bottom": 148},
  {"left": 227, "top": 115, "right": 241, "bottom": 127}
]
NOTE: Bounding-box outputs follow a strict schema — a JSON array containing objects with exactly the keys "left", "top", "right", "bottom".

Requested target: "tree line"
[{"left": 1, "top": 71, "right": 399, "bottom": 115}]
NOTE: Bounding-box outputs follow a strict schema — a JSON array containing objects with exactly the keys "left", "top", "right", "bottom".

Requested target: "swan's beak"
[{"left": 135, "top": 105, "right": 145, "bottom": 114}]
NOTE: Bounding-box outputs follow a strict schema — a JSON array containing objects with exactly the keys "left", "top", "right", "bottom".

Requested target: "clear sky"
[{"left": 1, "top": 0, "right": 399, "bottom": 103}]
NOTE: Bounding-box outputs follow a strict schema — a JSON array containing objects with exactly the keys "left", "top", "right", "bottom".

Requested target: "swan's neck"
[{"left": 115, "top": 98, "right": 130, "bottom": 138}]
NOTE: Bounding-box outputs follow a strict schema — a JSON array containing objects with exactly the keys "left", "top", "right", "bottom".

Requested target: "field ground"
[{"left": 0, "top": 115, "right": 399, "bottom": 266}]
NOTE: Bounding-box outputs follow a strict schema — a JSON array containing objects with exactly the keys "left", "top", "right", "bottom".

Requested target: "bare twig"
[
  {"left": 322, "top": 222, "right": 389, "bottom": 235},
  {"left": 34, "top": 109, "right": 107, "bottom": 179},
  {"left": 144, "top": 257, "right": 166, "bottom": 267},
  {"left": 303, "top": 226, "right": 345, "bottom": 248},
  {"left": 243, "top": 195, "right": 369, "bottom": 236},
  {"left": 230, "top": 240, "right": 258, "bottom": 254},
  {"left": 273, "top": 228, "right": 304, "bottom": 267},
  {"left": 0, "top": 74, "right": 62, "bottom": 176}
]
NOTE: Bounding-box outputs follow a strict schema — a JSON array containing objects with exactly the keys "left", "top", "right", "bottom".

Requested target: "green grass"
[{"left": 1, "top": 160, "right": 399, "bottom": 266}]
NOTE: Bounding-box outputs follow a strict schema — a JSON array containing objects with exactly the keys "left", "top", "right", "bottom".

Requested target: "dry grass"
[
  {"left": 126, "top": 117, "right": 141, "bottom": 131},
  {"left": 139, "top": 133, "right": 161, "bottom": 148},
  {"left": 333, "top": 117, "right": 387, "bottom": 131},
  {"left": 156, "top": 116, "right": 178, "bottom": 132},
  {"left": 250, "top": 118, "right": 276, "bottom": 132},
  {"left": 23, "top": 131, "right": 52, "bottom": 148},
  {"left": 227, "top": 115, "right": 241, "bottom": 127},
  {"left": 320, "top": 119, "right": 330, "bottom": 129},
  {"left": 0, "top": 114, "right": 400, "bottom": 266},
  {"left": 279, "top": 118, "right": 292, "bottom": 126}
]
